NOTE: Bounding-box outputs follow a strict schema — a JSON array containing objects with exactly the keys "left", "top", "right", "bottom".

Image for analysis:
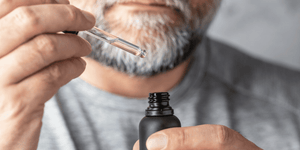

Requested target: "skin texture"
[{"left": 0, "top": 0, "right": 263, "bottom": 150}]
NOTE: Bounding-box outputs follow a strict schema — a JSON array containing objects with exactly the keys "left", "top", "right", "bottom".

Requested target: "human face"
[{"left": 73, "top": 0, "right": 220, "bottom": 76}]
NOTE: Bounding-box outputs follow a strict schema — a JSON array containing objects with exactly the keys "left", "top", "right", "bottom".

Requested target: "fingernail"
[
  {"left": 81, "top": 10, "right": 95, "bottom": 23},
  {"left": 55, "top": 0, "right": 70, "bottom": 4},
  {"left": 146, "top": 133, "right": 167, "bottom": 150}
]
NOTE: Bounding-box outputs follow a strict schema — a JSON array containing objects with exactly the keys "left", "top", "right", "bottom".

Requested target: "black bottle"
[{"left": 139, "top": 92, "right": 181, "bottom": 150}]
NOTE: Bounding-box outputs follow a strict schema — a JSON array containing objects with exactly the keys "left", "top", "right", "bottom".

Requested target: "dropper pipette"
[{"left": 65, "top": 27, "right": 147, "bottom": 58}]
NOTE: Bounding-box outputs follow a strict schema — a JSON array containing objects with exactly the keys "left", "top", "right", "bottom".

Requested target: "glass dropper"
[{"left": 80, "top": 26, "right": 147, "bottom": 58}]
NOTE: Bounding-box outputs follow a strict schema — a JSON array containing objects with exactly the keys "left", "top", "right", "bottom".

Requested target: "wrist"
[
  {"left": 0, "top": 115, "right": 43, "bottom": 150},
  {"left": 0, "top": 104, "right": 44, "bottom": 150}
]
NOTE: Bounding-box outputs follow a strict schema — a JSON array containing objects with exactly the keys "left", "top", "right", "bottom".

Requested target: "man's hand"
[
  {"left": 0, "top": 0, "right": 95, "bottom": 149},
  {"left": 133, "top": 124, "right": 263, "bottom": 150}
]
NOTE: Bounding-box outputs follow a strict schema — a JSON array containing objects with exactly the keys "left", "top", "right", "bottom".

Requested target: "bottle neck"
[
  {"left": 145, "top": 109, "right": 173, "bottom": 117},
  {"left": 145, "top": 92, "right": 174, "bottom": 117}
]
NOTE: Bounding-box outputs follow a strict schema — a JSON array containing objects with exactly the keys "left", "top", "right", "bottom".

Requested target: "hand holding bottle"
[
  {"left": 134, "top": 93, "right": 262, "bottom": 150},
  {"left": 133, "top": 124, "right": 263, "bottom": 150}
]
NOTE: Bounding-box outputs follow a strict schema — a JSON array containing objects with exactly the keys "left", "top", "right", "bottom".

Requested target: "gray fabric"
[{"left": 37, "top": 36, "right": 300, "bottom": 150}]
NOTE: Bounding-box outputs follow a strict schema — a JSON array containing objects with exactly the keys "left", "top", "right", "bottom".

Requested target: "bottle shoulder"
[
  {"left": 139, "top": 115, "right": 181, "bottom": 127},
  {"left": 142, "top": 115, "right": 179, "bottom": 119}
]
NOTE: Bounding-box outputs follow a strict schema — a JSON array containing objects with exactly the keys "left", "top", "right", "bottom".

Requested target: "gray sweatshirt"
[{"left": 37, "top": 36, "right": 300, "bottom": 150}]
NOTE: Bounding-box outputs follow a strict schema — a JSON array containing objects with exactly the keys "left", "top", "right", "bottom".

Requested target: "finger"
[
  {"left": 16, "top": 57, "right": 86, "bottom": 105},
  {"left": 0, "top": 0, "right": 69, "bottom": 18},
  {"left": 133, "top": 140, "right": 139, "bottom": 150},
  {"left": 0, "top": 4, "right": 95, "bottom": 57},
  {"left": 146, "top": 124, "right": 262, "bottom": 150},
  {"left": 0, "top": 34, "right": 91, "bottom": 85}
]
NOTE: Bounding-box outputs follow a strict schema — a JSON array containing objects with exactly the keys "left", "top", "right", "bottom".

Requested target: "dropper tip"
[{"left": 139, "top": 49, "right": 147, "bottom": 58}]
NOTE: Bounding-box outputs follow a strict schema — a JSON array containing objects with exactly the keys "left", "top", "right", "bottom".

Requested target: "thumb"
[
  {"left": 145, "top": 125, "right": 262, "bottom": 150},
  {"left": 145, "top": 125, "right": 221, "bottom": 150},
  {"left": 132, "top": 140, "right": 139, "bottom": 150}
]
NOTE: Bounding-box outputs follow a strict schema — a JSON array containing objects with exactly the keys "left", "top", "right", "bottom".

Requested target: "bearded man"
[{"left": 0, "top": 0, "right": 299, "bottom": 150}]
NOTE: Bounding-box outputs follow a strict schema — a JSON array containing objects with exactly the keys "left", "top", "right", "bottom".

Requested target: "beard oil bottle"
[{"left": 139, "top": 92, "right": 181, "bottom": 150}]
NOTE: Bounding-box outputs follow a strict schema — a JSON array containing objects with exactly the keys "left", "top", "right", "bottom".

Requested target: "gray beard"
[{"left": 79, "top": 0, "right": 220, "bottom": 77}]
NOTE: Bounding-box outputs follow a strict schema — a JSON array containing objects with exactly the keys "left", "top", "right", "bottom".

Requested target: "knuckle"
[
  {"left": 172, "top": 128, "right": 187, "bottom": 148},
  {"left": 180, "top": 129, "right": 188, "bottom": 147},
  {"left": 34, "top": 35, "right": 58, "bottom": 60},
  {"left": 13, "top": 7, "right": 40, "bottom": 28},
  {"left": 215, "top": 125, "right": 231, "bottom": 145},
  {"left": 43, "top": 63, "right": 62, "bottom": 86},
  {"left": 65, "top": 5, "right": 79, "bottom": 22}
]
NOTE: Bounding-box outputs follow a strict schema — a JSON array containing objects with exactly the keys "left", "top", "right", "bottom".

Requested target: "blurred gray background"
[{"left": 207, "top": 0, "right": 300, "bottom": 71}]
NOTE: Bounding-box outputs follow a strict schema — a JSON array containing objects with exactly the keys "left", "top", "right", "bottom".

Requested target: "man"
[{"left": 0, "top": 0, "right": 299, "bottom": 149}]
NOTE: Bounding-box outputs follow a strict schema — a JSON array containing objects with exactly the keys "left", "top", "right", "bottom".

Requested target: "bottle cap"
[{"left": 146, "top": 92, "right": 174, "bottom": 116}]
